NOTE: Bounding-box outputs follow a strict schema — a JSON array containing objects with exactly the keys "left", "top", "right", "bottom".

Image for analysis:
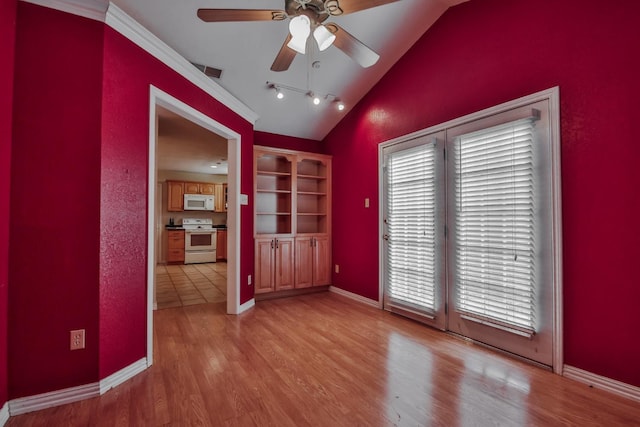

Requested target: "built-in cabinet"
[
  {"left": 167, "top": 180, "right": 226, "bottom": 212},
  {"left": 216, "top": 229, "right": 227, "bottom": 261},
  {"left": 254, "top": 146, "right": 331, "bottom": 295},
  {"left": 214, "top": 183, "right": 227, "bottom": 212},
  {"left": 167, "top": 181, "right": 185, "bottom": 212},
  {"left": 185, "top": 181, "right": 214, "bottom": 195},
  {"left": 167, "top": 230, "right": 185, "bottom": 263}
]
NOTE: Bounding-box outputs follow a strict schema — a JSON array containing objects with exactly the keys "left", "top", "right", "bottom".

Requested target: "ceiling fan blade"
[
  {"left": 271, "top": 33, "right": 297, "bottom": 72},
  {"left": 325, "top": 0, "right": 401, "bottom": 16},
  {"left": 197, "top": 9, "right": 287, "bottom": 22},
  {"left": 325, "top": 23, "right": 380, "bottom": 68}
]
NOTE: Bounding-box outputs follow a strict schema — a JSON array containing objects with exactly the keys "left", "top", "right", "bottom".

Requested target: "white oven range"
[{"left": 182, "top": 218, "right": 217, "bottom": 264}]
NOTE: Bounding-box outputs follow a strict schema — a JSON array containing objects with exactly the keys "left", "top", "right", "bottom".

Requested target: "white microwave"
[{"left": 183, "top": 194, "right": 214, "bottom": 211}]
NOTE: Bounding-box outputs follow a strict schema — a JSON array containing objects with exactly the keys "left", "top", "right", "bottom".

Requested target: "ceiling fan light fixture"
[
  {"left": 313, "top": 25, "right": 336, "bottom": 51},
  {"left": 287, "top": 15, "right": 311, "bottom": 54}
]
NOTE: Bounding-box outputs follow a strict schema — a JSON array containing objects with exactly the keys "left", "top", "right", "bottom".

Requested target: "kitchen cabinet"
[
  {"left": 185, "top": 182, "right": 214, "bottom": 195},
  {"left": 167, "top": 230, "right": 185, "bottom": 263},
  {"left": 295, "top": 235, "right": 330, "bottom": 288},
  {"left": 167, "top": 181, "right": 184, "bottom": 212},
  {"left": 254, "top": 236, "right": 294, "bottom": 294},
  {"left": 216, "top": 229, "right": 227, "bottom": 261},
  {"left": 214, "top": 183, "right": 227, "bottom": 212},
  {"left": 167, "top": 180, "right": 224, "bottom": 211},
  {"left": 254, "top": 146, "right": 331, "bottom": 295}
]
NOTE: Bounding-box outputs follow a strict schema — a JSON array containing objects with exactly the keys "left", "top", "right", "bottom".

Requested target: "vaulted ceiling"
[{"left": 112, "top": 0, "right": 468, "bottom": 141}]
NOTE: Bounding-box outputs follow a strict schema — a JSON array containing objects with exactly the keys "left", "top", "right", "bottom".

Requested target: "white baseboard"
[
  {"left": 99, "top": 358, "right": 148, "bottom": 394},
  {"left": 8, "top": 358, "right": 149, "bottom": 417},
  {"left": 329, "top": 286, "right": 380, "bottom": 308},
  {"left": 563, "top": 365, "right": 640, "bottom": 402},
  {"left": 9, "top": 382, "right": 100, "bottom": 416},
  {"left": 0, "top": 402, "right": 8, "bottom": 427},
  {"left": 238, "top": 298, "right": 255, "bottom": 314}
]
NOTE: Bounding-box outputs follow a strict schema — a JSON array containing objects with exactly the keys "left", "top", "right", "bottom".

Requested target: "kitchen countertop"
[{"left": 165, "top": 225, "right": 227, "bottom": 230}]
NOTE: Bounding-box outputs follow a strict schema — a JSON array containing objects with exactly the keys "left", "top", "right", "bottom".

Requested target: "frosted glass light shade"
[
  {"left": 313, "top": 25, "right": 336, "bottom": 51},
  {"left": 287, "top": 15, "right": 311, "bottom": 54}
]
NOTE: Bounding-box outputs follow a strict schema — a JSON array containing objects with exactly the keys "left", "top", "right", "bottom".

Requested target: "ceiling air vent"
[{"left": 192, "top": 63, "right": 223, "bottom": 79}]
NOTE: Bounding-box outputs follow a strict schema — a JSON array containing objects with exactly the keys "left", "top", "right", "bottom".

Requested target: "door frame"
[
  {"left": 378, "top": 87, "right": 563, "bottom": 373},
  {"left": 147, "top": 85, "right": 243, "bottom": 366}
]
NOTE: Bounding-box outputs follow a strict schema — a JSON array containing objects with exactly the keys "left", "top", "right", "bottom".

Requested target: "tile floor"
[{"left": 155, "top": 262, "right": 227, "bottom": 309}]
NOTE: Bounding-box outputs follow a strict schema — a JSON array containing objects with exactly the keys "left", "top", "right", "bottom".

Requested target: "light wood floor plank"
[{"left": 8, "top": 292, "right": 640, "bottom": 426}]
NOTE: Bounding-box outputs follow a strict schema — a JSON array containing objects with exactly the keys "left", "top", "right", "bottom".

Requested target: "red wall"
[
  {"left": 99, "top": 27, "right": 255, "bottom": 378},
  {"left": 254, "top": 131, "right": 326, "bottom": 154},
  {"left": 0, "top": 0, "right": 17, "bottom": 408},
  {"left": 10, "top": 3, "right": 103, "bottom": 398},
  {"left": 325, "top": 0, "right": 640, "bottom": 387},
  {"left": 9, "top": 3, "right": 256, "bottom": 397}
]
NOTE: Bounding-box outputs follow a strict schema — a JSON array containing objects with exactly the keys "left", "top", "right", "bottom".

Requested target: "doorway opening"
[{"left": 147, "top": 86, "right": 242, "bottom": 365}]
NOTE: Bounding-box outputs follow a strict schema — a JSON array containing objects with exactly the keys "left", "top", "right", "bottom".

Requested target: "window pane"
[
  {"left": 454, "top": 118, "right": 536, "bottom": 332},
  {"left": 386, "top": 143, "right": 437, "bottom": 312}
]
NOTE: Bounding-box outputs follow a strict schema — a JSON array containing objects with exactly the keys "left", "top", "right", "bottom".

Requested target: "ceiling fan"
[{"left": 197, "top": 0, "right": 401, "bottom": 72}]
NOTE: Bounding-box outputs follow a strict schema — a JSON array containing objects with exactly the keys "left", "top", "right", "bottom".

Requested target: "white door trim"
[{"left": 147, "top": 85, "right": 243, "bottom": 366}]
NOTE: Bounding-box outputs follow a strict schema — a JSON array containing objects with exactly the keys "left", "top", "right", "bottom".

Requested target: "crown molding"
[
  {"left": 19, "top": 0, "right": 259, "bottom": 125},
  {"left": 20, "top": 0, "right": 107, "bottom": 22},
  {"left": 105, "top": 3, "right": 258, "bottom": 125}
]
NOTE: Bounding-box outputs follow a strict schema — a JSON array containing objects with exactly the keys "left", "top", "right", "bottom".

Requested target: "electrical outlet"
[
  {"left": 248, "top": 275, "right": 252, "bottom": 285},
  {"left": 365, "top": 198, "right": 370, "bottom": 208},
  {"left": 70, "top": 329, "right": 85, "bottom": 350},
  {"left": 335, "top": 264, "right": 340, "bottom": 274}
]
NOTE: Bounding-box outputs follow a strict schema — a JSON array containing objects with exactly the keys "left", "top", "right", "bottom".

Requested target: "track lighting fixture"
[{"left": 266, "top": 81, "right": 345, "bottom": 112}]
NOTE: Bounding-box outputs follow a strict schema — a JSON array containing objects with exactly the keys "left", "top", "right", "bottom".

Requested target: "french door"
[
  {"left": 381, "top": 93, "right": 560, "bottom": 368},
  {"left": 382, "top": 132, "right": 446, "bottom": 331}
]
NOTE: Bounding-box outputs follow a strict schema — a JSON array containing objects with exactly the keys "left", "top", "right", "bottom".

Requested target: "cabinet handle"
[
  {"left": 275, "top": 239, "right": 279, "bottom": 249},
  {"left": 271, "top": 239, "right": 274, "bottom": 249}
]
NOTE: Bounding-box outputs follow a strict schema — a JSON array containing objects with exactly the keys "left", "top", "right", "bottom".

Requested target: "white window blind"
[
  {"left": 386, "top": 143, "right": 437, "bottom": 313},
  {"left": 454, "top": 118, "right": 537, "bottom": 333}
]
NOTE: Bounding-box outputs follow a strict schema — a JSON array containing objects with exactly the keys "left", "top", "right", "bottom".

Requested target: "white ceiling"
[{"left": 112, "top": 0, "right": 467, "bottom": 141}]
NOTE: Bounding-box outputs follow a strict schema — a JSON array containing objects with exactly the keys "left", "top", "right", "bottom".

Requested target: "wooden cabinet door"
[
  {"left": 214, "top": 184, "right": 225, "bottom": 212},
  {"left": 275, "top": 237, "right": 294, "bottom": 291},
  {"left": 167, "top": 230, "right": 185, "bottom": 263},
  {"left": 200, "top": 183, "right": 215, "bottom": 195},
  {"left": 167, "top": 182, "right": 184, "bottom": 212},
  {"left": 313, "top": 235, "right": 331, "bottom": 286},
  {"left": 216, "top": 230, "right": 227, "bottom": 260},
  {"left": 294, "top": 237, "right": 313, "bottom": 288},
  {"left": 184, "top": 182, "right": 200, "bottom": 194},
  {"left": 255, "top": 238, "right": 275, "bottom": 294}
]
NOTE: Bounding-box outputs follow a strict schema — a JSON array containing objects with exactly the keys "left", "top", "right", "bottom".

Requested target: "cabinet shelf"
[
  {"left": 297, "top": 212, "right": 327, "bottom": 216},
  {"left": 297, "top": 191, "right": 326, "bottom": 196},
  {"left": 257, "top": 212, "right": 292, "bottom": 215},
  {"left": 257, "top": 170, "right": 291, "bottom": 177},
  {"left": 257, "top": 189, "right": 292, "bottom": 194},
  {"left": 297, "top": 174, "right": 326, "bottom": 180}
]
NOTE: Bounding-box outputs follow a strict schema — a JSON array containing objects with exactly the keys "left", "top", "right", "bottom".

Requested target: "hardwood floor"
[{"left": 8, "top": 292, "right": 640, "bottom": 426}]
